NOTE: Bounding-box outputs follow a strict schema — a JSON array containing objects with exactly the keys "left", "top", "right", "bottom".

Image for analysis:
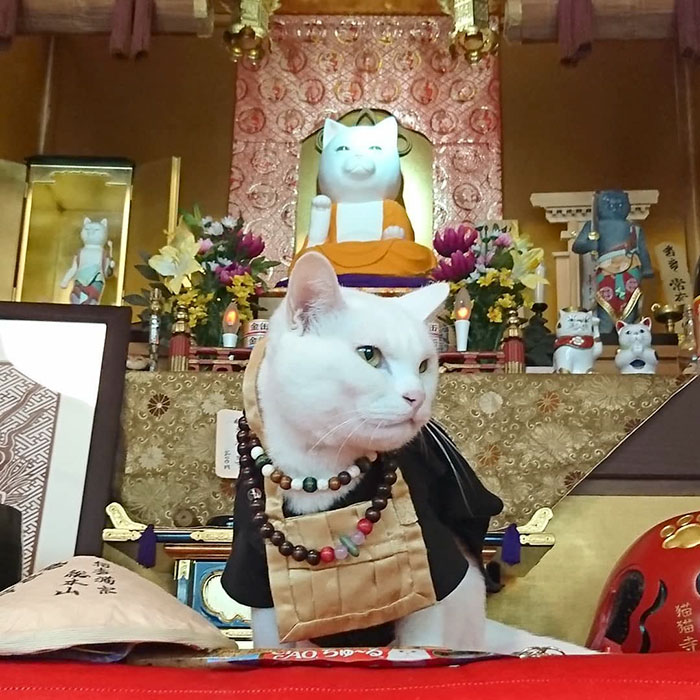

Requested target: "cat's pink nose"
[{"left": 403, "top": 389, "right": 425, "bottom": 410}]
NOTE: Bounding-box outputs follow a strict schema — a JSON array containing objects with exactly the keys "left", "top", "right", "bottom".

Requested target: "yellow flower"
[
  {"left": 449, "top": 281, "right": 465, "bottom": 297},
  {"left": 511, "top": 247, "right": 545, "bottom": 290},
  {"left": 148, "top": 221, "right": 204, "bottom": 294},
  {"left": 487, "top": 306, "right": 503, "bottom": 323},
  {"left": 477, "top": 269, "right": 500, "bottom": 287},
  {"left": 170, "top": 290, "right": 213, "bottom": 329},
  {"left": 227, "top": 273, "right": 257, "bottom": 323},
  {"left": 499, "top": 269, "right": 515, "bottom": 289},
  {"left": 497, "top": 293, "right": 517, "bottom": 308}
]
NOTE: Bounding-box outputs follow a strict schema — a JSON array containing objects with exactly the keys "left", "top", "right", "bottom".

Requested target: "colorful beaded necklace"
[{"left": 237, "top": 412, "right": 396, "bottom": 566}]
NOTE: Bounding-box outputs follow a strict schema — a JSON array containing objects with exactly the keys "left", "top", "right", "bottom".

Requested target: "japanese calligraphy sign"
[{"left": 655, "top": 242, "right": 692, "bottom": 305}]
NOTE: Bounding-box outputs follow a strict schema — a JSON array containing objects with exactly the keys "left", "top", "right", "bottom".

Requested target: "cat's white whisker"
[
  {"left": 308, "top": 409, "right": 364, "bottom": 453},
  {"left": 333, "top": 417, "right": 370, "bottom": 467}
]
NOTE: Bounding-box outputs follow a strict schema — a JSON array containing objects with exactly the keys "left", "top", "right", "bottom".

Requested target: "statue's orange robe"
[{"left": 292, "top": 200, "right": 436, "bottom": 277}]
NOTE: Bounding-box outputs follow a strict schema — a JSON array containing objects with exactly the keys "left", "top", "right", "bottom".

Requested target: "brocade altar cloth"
[{"left": 119, "top": 373, "right": 687, "bottom": 530}]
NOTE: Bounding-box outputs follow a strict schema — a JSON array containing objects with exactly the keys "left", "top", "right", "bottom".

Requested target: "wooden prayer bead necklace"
[{"left": 237, "top": 413, "right": 396, "bottom": 565}]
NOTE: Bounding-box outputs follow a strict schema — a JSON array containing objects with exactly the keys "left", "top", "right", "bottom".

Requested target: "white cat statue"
[
  {"left": 553, "top": 309, "right": 603, "bottom": 374},
  {"left": 293, "top": 116, "right": 434, "bottom": 278},
  {"left": 614, "top": 318, "right": 657, "bottom": 374},
  {"left": 60, "top": 217, "right": 114, "bottom": 305},
  {"left": 309, "top": 116, "right": 406, "bottom": 246},
  {"left": 222, "top": 251, "right": 593, "bottom": 656}
]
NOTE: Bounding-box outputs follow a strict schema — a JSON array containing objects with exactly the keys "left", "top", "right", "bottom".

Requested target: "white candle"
[
  {"left": 534, "top": 263, "right": 546, "bottom": 304},
  {"left": 222, "top": 332, "right": 238, "bottom": 348},
  {"left": 454, "top": 288, "right": 472, "bottom": 352},
  {"left": 455, "top": 318, "right": 470, "bottom": 352},
  {"left": 222, "top": 302, "right": 241, "bottom": 348}
]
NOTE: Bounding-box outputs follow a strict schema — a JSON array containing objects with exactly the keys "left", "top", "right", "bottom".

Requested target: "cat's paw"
[
  {"left": 311, "top": 194, "right": 332, "bottom": 211},
  {"left": 382, "top": 225, "right": 405, "bottom": 240}
]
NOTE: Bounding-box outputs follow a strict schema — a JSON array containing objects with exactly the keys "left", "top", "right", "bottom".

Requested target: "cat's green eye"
[
  {"left": 369, "top": 145, "right": 382, "bottom": 151},
  {"left": 419, "top": 359, "right": 429, "bottom": 374},
  {"left": 336, "top": 145, "right": 349, "bottom": 152},
  {"left": 357, "top": 345, "right": 382, "bottom": 367}
]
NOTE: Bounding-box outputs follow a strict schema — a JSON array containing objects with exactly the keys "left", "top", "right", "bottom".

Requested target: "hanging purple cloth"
[
  {"left": 677, "top": 0, "right": 700, "bottom": 59},
  {"left": 558, "top": 0, "right": 594, "bottom": 66},
  {"left": 131, "top": 0, "right": 154, "bottom": 58},
  {"left": 0, "top": 0, "right": 19, "bottom": 49},
  {"left": 110, "top": 0, "right": 134, "bottom": 57}
]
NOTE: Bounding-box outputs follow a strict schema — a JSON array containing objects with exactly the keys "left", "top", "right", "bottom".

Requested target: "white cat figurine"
[
  {"left": 60, "top": 217, "right": 114, "bottom": 305},
  {"left": 553, "top": 309, "right": 603, "bottom": 374},
  {"left": 308, "top": 116, "right": 409, "bottom": 246},
  {"left": 615, "top": 318, "right": 657, "bottom": 374},
  {"left": 223, "top": 251, "right": 593, "bottom": 656}
]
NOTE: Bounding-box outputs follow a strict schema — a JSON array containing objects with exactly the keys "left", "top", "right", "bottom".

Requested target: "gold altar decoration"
[
  {"left": 223, "top": 0, "right": 281, "bottom": 62},
  {"left": 439, "top": 0, "right": 504, "bottom": 63},
  {"left": 118, "top": 372, "right": 686, "bottom": 531}
]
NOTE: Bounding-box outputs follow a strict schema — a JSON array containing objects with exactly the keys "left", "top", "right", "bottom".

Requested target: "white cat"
[
  {"left": 553, "top": 309, "right": 603, "bottom": 374},
  {"left": 615, "top": 318, "right": 657, "bottom": 374},
  {"left": 308, "top": 116, "right": 409, "bottom": 246},
  {"left": 234, "top": 251, "right": 592, "bottom": 655},
  {"left": 60, "top": 217, "right": 114, "bottom": 305}
]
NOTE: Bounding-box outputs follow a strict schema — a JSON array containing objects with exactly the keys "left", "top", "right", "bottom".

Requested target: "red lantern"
[{"left": 587, "top": 511, "right": 700, "bottom": 653}]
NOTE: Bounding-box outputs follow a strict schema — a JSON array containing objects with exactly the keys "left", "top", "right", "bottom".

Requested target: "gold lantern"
[
  {"left": 223, "top": 0, "right": 280, "bottom": 64},
  {"left": 439, "top": 0, "right": 504, "bottom": 64}
]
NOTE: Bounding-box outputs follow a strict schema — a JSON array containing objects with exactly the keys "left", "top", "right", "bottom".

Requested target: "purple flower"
[
  {"left": 198, "top": 238, "right": 214, "bottom": 255},
  {"left": 433, "top": 224, "right": 479, "bottom": 257},
  {"left": 450, "top": 251, "right": 476, "bottom": 279},
  {"left": 494, "top": 233, "right": 512, "bottom": 248},
  {"left": 215, "top": 262, "right": 251, "bottom": 286},
  {"left": 238, "top": 232, "right": 265, "bottom": 259},
  {"left": 431, "top": 252, "right": 476, "bottom": 282},
  {"left": 457, "top": 224, "right": 478, "bottom": 249}
]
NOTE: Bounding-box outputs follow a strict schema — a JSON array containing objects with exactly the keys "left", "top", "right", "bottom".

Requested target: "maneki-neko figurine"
[
  {"left": 60, "top": 217, "right": 115, "bottom": 305},
  {"left": 291, "top": 115, "right": 436, "bottom": 285},
  {"left": 553, "top": 308, "right": 603, "bottom": 374},
  {"left": 573, "top": 190, "right": 654, "bottom": 335}
]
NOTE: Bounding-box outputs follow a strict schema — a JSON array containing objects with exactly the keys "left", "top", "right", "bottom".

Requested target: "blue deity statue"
[{"left": 573, "top": 190, "right": 654, "bottom": 335}]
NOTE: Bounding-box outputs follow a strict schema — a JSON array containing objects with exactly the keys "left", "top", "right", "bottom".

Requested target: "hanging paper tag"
[{"left": 216, "top": 409, "right": 244, "bottom": 479}]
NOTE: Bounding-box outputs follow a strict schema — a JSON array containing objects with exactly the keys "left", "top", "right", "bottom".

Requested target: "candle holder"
[
  {"left": 147, "top": 288, "right": 163, "bottom": 372},
  {"left": 523, "top": 302, "right": 555, "bottom": 367},
  {"left": 651, "top": 302, "right": 683, "bottom": 334}
]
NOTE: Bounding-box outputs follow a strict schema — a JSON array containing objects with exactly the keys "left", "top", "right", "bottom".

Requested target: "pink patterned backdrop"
[{"left": 229, "top": 15, "right": 502, "bottom": 279}]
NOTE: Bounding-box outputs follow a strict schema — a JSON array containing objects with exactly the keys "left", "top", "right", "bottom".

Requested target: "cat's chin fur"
[{"left": 257, "top": 253, "right": 447, "bottom": 515}]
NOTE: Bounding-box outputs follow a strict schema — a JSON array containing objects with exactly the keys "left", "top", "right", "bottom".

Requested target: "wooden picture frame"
[{"left": 0, "top": 302, "right": 130, "bottom": 574}]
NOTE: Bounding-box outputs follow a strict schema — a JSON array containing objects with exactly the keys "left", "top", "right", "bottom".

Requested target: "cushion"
[{"left": 0, "top": 556, "right": 232, "bottom": 656}]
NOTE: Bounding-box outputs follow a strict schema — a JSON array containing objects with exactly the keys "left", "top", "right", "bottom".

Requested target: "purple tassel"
[
  {"left": 501, "top": 523, "right": 521, "bottom": 566},
  {"left": 136, "top": 524, "right": 157, "bottom": 568}
]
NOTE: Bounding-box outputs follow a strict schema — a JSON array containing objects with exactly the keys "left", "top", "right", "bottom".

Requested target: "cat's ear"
[
  {"left": 100, "top": 218, "right": 108, "bottom": 228},
  {"left": 83, "top": 217, "right": 91, "bottom": 226},
  {"left": 641, "top": 316, "right": 652, "bottom": 329},
  {"left": 322, "top": 119, "right": 346, "bottom": 149},
  {"left": 616, "top": 320, "right": 626, "bottom": 332},
  {"left": 375, "top": 116, "right": 398, "bottom": 144},
  {"left": 394, "top": 282, "right": 449, "bottom": 322},
  {"left": 286, "top": 251, "right": 344, "bottom": 332}
]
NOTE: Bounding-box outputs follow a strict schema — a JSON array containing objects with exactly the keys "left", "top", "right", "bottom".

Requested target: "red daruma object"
[{"left": 587, "top": 511, "right": 700, "bottom": 653}]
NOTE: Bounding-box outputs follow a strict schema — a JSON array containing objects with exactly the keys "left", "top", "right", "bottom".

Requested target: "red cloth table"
[{"left": 1, "top": 654, "right": 700, "bottom": 699}]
